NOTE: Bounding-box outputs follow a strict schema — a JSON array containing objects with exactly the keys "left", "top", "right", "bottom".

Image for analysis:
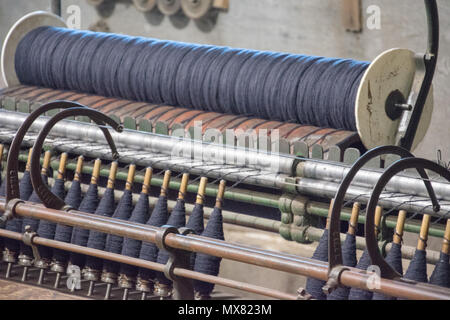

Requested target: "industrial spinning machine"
[{"left": 0, "top": 0, "right": 448, "bottom": 300}]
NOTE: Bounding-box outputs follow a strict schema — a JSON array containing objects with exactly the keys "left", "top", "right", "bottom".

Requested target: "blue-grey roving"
[
  {"left": 120, "top": 192, "right": 151, "bottom": 278},
  {"left": 348, "top": 249, "right": 374, "bottom": 300},
  {"left": 372, "top": 242, "right": 403, "bottom": 300},
  {"left": 103, "top": 189, "right": 134, "bottom": 275},
  {"left": 84, "top": 188, "right": 116, "bottom": 272},
  {"left": 193, "top": 207, "right": 225, "bottom": 296},
  {"left": 305, "top": 229, "right": 329, "bottom": 300},
  {"left": 15, "top": 26, "right": 369, "bottom": 131},
  {"left": 69, "top": 183, "right": 99, "bottom": 267},
  {"left": 138, "top": 195, "right": 169, "bottom": 281},
  {"left": 53, "top": 179, "right": 83, "bottom": 264},
  {"left": 156, "top": 199, "right": 187, "bottom": 285},
  {"left": 429, "top": 252, "right": 449, "bottom": 288}
]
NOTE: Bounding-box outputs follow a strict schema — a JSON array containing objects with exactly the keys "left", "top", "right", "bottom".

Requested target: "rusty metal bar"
[
  {"left": 0, "top": 228, "right": 295, "bottom": 300},
  {"left": 0, "top": 198, "right": 449, "bottom": 300}
]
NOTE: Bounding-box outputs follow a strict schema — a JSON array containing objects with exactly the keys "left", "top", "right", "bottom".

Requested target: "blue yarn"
[
  {"left": 120, "top": 192, "right": 151, "bottom": 278},
  {"left": 15, "top": 26, "right": 369, "bottom": 131},
  {"left": 327, "top": 233, "right": 357, "bottom": 300},
  {"left": 156, "top": 199, "right": 187, "bottom": 285},
  {"left": 193, "top": 207, "right": 225, "bottom": 296},
  {"left": 372, "top": 242, "right": 403, "bottom": 300},
  {"left": 53, "top": 179, "right": 82, "bottom": 264},
  {"left": 85, "top": 187, "right": 116, "bottom": 271},
  {"left": 306, "top": 229, "right": 328, "bottom": 300},
  {"left": 348, "top": 250, "right": 374, "bottom": 300},
  {"left": 20, "top": 174, "right": 48, "bottom": 258},
  {"left": 36, "top": 178, "right": 67, "bottom": 260},
  {"left": 70, "top": 183, "right": 99, "bottom": 267},
  {"left": 429, "top": 252, "right": 449, "bottom": 288},
  {"left": 186, "top": 203, "right": 205, "bottom": 269},
  {"left": 3, "top": 170, "right": 33, "bottom": 255},
  {"left": 138, "top": 195, "right": 169, "bottom": 281},
  {"left": 103, "top": 189, "right": 134, "bottom": 274},
  {"left": 404, "top": 249, "right": 428, "bottom": 283}
]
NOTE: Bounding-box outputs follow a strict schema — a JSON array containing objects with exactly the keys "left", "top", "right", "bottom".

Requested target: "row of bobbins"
[{"left": 88, "top": 0, "right": 229, "bottom": 20}]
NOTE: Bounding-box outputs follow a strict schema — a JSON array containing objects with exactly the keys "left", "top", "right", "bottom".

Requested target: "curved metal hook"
[
  {"left": 365, "top": 157, "right": 449, "bottom": 279},
  {"left": 30, "top": 107, "right": 123, "bottom": 210},
  {"left": 5, "top": 100, "right": 118, "bottom": 203},
  {"left": 328, "top": 145, "right": 439, "bottom": 276}
]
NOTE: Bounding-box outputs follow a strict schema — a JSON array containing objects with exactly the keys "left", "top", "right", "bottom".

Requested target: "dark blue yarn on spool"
[
  {"left": 429, "top": 252, "right": 449, "bottom": 288},
  {"left": 84, "top": 188, "right": 116, "bottom": 271},
  {"left": 120, "top": 191, "right": 151, "bottom": 278},
  {"left": 327, "top": 233, "right": 357, "bottom": 300},
  {"left": 36, "top": 178, "right": 67, "bottom": 260},
  {"left": 3, "top": 170, "right": 33, "bottom": 254},
  {"left": 348, "top": 250, "right": 374, "bottom": 300},
  {"left": 193, "top": 207, "right": 225, "bottom": 296},
  {"left": 404, "top": 249, "right": 428, "bottom": 283},
  {"left": 70, "top": 183, "right": 99, "bottom": 267},
  {"left": 15, "top": 26, "right": 369, "bottom": 131},
  {"left": 0, "top": 177, "right": 5, "bottom": 197},
  {"left": 53, "top": 179, "right": 83, "bottom": 264},
  {"left": 138, "top": 195, "right": 169, "bottom": 281},
  {"left": 20, "top": 174, "right": 48, "bottom": 258},
  {"left": 186, "top": 203, "right": 205, "bottom": 269},
  {"left": 103, "top": 189, "right": 134, "bottom": 275},
  {"left": 156, "top": 199, "right": 187, "bottom": 285},
  {"left": 372, "top": 243, "right": 403, "bottom": 300},
  {"left": 305, "top": 229, "right": 328, "bottom": 300}
]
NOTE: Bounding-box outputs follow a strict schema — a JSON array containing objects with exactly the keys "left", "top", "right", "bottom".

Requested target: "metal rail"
[{"left": 0, "top": 197, "right": 449, "bottom": 300}]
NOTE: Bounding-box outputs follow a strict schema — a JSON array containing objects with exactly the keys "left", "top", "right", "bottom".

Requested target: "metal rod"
[{"left": 0, "top": 203, "right": 448, "bottom": 300}]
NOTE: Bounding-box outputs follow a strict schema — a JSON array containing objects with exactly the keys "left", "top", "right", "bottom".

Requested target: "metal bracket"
[
  {"left": 365, "top": 157, "right": 450, "bottom": 280},
  {"left": 0, "top": 198, "right": 24, "bottom": 227},
  {"left": 29, "top": 106, "right": 122, "bottom": 210},
  {"left": 22, "top": 225, "right": 40, "bottom": 262},
  {"left": 397, "top": 0, "right": 439, "bottom": 151},
  {"left": 322, "top": 265, "right": 350, "bottom": 295},
  {"left": 328, "top": 145, "right": 439, "bottom": 276},
  {"left": 155, "top": 225, "right": 195, "bottom": 300}
]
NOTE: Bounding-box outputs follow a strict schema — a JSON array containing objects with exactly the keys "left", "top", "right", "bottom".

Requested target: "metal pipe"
[
  {"left": 0, "top": 228, "right": 295, "bottom": 300},
  {"left": 297, "top": 160, "right": 450, "bottom": 202},
  {"left": 296, "top": 177, "right": 450, "bottom": 218},
  {"left": 0, "top": 198, "right": 449, "bottom": 300},
  {"left": 0, "top": 110, "right": 294, "bottom": 175}
]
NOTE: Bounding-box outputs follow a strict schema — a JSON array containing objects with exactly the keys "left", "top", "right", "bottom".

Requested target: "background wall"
[{"left": 1, "top": 0, "right": 449, "bottom": 160}]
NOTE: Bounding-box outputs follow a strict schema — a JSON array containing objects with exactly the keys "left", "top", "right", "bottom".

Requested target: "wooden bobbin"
[
  {"left": 374, "top": 206, "right": 383, "bottom": 237},
  {"left": 0, "top": 144, "right": 4, "bottom": 165},
  {"left": 25, "top": 148, "right": 33, "bottom": 172},
  {"left": 91, "top": 159, "right": 102, "bottom": 185},
  {"left": 442, "top": 220, "right": 450, "bottom": 255},
  {"left": 215, "top": 180, "right": 226, "bottom": 209},
  {"left": 393, "top": 210, "right": 407, "bottom": 245},
  {"left": 178, "top": 173, "right": 190, "bottom": 200},
  {"left": 160, "top": 170, "right": 171, "bottom": 197},
  {"left": 196, "top": 177, "right": 208, "bottom": 205},
  {"left": 73, "top": 156, "right": 84, "bottom": 182},
  {"left": 107, "top": 161, "right": 119, "bottom": 189},
  {"left": 142, "top": 167, "right": 153, "bottom": 195},
  {"left": 417, "top": 214, "right": 431, "bottom": 251},
  {"left": 56, "top": 153, "right": 68, "bottom": 180},
  {"left": 347, "top": 202, "right": 360, "bottom": 236},
  {"left": 41, "top": 150, "right": 52, "bottom": 176},
  {"left": 133, "top": 0, "right": 157, "bottom": 12},
  {"left": 125, "top": 164, "right": 136, "bottom": 191}
]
